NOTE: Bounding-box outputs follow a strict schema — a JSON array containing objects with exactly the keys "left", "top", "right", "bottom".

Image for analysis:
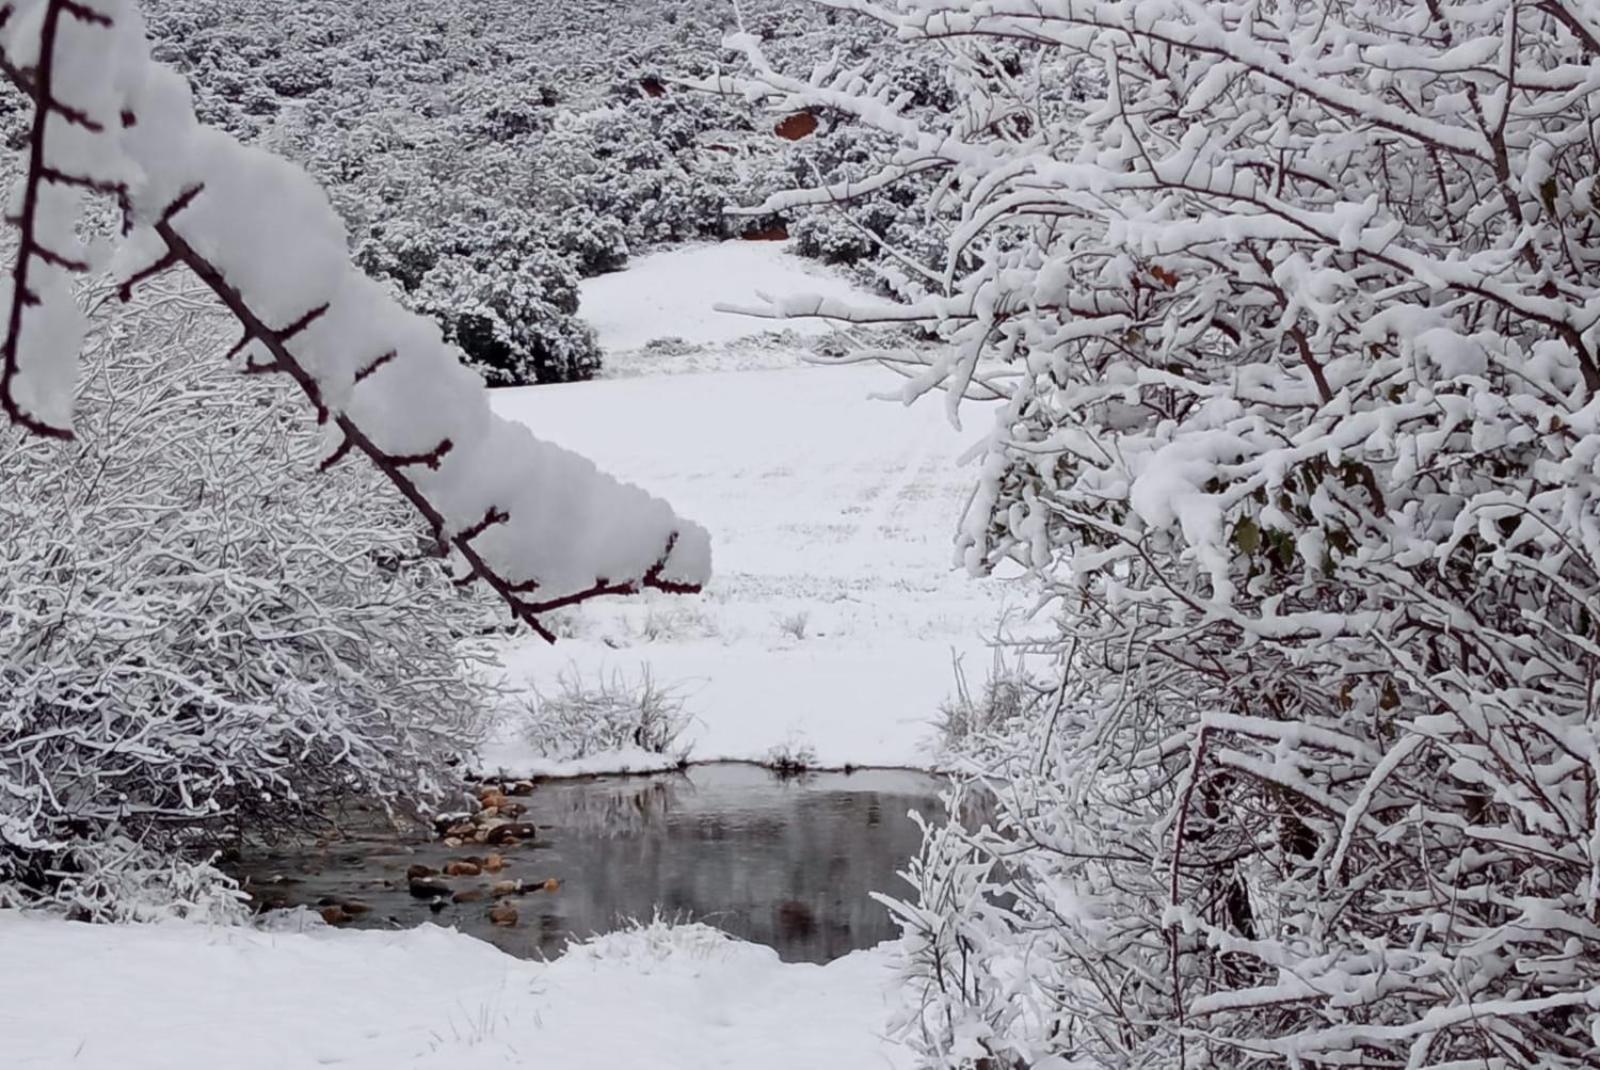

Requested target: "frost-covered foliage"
[
  {"left": 738, "top": 2, "right": 1600, "bottom": 1066},
  {"left": 0, "top": 0, "right": 710, "bottom": 643},
  {"left": 356, "top": 214, "right": 601, "bottom": 386},
  {"left": 0, "top": 279, "right": 492, "bottom": 918},
  {"left": 521, "top": 664, "right": 692, "bottom": 762},
  {"left": 132, "top": 0, "right": 878, "bottom": 383}
]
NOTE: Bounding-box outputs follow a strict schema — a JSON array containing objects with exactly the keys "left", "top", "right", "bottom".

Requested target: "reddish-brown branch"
[
  {"left": 118, "top": 250, "right": 181, "bottom": 302},
  {"left": 353, "top": 349, "right": 397, "bottom": 384},
  {"left": 0, "top": 0, "right": 76, "bottom": 438},
  {"left": 317, "top": 436, "right": 355, "bottom": 473}
]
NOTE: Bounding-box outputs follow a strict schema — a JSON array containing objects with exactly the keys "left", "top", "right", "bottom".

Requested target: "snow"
[
  {"left": 577, "top": 240, "right": 896, "bottom": 351},
  {"left": 0, "top": 913, "right": 913, "bottom": 1070},
  {"left": 483, "top": 247, "right": 1038, "bottom": 774}
]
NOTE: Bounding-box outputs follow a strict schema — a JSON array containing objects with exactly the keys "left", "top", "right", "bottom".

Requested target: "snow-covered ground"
[
  {"left": 1, "top": 915, "right": 912, "bottom": 1070},
  {"left": 480, "top": 241, "right": 1036, "bottom": 776}
]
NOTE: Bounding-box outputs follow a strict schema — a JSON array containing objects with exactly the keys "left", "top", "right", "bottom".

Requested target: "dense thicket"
[{"left": 733, "top": 1, "right": 1600, "bottom": 1065}]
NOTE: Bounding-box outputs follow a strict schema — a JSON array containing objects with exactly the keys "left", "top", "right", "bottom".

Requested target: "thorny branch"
[{"left": 0, "top": 1, "right": 703, "bottom": 640}]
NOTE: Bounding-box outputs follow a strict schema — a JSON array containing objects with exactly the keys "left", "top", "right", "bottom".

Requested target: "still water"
[{"left": 237, "top": 763, "right": 944, "bottom": 963}]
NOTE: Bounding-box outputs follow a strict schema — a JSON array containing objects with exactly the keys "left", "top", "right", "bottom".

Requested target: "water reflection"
[{"left": 235, "top": 763, "right": 944, "bottom": 964}]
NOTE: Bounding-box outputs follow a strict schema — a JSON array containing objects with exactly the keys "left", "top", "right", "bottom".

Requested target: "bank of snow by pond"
[
  {"left": 0, "top": 914, "right": 912, "bottom": 1070},
  {"left": 487, "top": 362, "right": 1036, "bottom": 775}
]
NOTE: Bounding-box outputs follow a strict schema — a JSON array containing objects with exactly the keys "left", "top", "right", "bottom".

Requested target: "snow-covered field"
[
  {"left": 1, "top": 915, "right": 911, "bottom": 1070},
  {"left": 480, "top": 241, "right": 1035, "bottom": 775}
]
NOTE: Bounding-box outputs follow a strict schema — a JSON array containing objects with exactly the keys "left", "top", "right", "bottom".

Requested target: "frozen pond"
[{"left": 236, "top": 763, "right": 943, "bottom": 963}]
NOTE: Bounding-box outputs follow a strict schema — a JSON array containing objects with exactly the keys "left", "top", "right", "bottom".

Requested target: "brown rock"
[
  {"left": 489, "top": 901, "right": 519, "bottom": 927},
  {"left": 482, "top": 853, "right": 506, "bottom": 873},
  {"left": 508, "top": 781, "right": 536, "bottom": 796},
  {"left": 452, "top": 889, "right": 486, "bottom": 904},
  {"left": 444, "top": 861, "right": 482, "bottom": 877},
  {"left": 489, "top": 880, "right": 521, "bottom": 898},
  {"left": 408, "top": 877, "right": 452, "bottom": 899},
  {"left": 496, "top": 800, "right": 526, "bottom": 819},
  {"left": 443, "top": 836, "right": 464, "bottom": 848},
  {"left": 445, "top": 822, "right": 476, "bottom": 839},
  {"left": 485, "top": 822, "right": 537, "bottom": 846},
  {"left": 339, "top": 900, "right": 371, "bottom": 916},
  {"left": 320, "top": 905, "right": 351, "bottom": 926},
  {"left": 478, "top": 788, "right": 508, "bottom": 810},
  {"left": 405, "top": 864, "right": 438, "bottom": 881},
  {"left": 541, "top": 878, "right": 561, "bottom": 893}
]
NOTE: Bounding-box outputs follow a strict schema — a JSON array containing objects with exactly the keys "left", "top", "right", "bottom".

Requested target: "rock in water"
[
  {"left": 489, "top": 901, "right": 519, "bottom": 927},
  {"left": 408, "top": 877, "right": 452, "bottom": 898}
]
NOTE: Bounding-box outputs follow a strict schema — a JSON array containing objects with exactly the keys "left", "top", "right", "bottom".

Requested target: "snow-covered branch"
[{"left": 0, "top": 0, "right": 710, "bottom": 642}]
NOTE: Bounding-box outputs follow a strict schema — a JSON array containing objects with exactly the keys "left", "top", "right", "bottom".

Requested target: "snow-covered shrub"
[
  {"left": 355, "top": 212, "right": 602, "bottom": 385},
  {"left": 935, "top": 650, "right": 1039, "bottom": 754},
  {"left": 415, "top": 248, "right": 601, "bottom": 387},
  {"left": 521, "top": 664, "right": 692, "bottom": 761},
  {"left": 734, "top": 2, "right": 1600, "bottom": 1066},
  {"left": 0, "top": 281, "right": 493, "bottom": 917}
]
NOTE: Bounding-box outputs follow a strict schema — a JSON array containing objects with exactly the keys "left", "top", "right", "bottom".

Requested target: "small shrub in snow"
[
  {"left": 763, "top": 736, "right": 817, "bottom": 778},
  {"left": 773, "top": 610, "right": 810, "bottom": 641},
  {"left": 635, "top": 604, "right": 718, "bottom": 643},
  {"left": 935, "top": 650, "right": 1039, "bottom": 753},
  {"left": 523, "top": 665, "right": 692, "bottom": 761}
]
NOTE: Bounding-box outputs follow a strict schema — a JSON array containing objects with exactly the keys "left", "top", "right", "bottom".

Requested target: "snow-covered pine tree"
[
  {"left": 726, "top": 1, "right": 1600, "bottom": 1066},
  {"left": 0, "top": 0, "right": 711, "bottom": 643}
]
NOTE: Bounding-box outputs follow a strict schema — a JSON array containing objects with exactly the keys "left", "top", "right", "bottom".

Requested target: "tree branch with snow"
[{"left": 0, "top": 0, "right": 710, "bottom": 643}]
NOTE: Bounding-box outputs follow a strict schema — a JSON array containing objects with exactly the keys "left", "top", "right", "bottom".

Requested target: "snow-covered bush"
[
  {"left": 522, "top": 664, "right": 691, "bottom": 762},
  {"left": 0, "top": 280, "right": 493, "bottom": 917},
  {"left": 734, "top": 2, "right": 1600, "bottom": 1066},
  {"left": 354, "top": 210, "right": 602, "bottom": 386}
]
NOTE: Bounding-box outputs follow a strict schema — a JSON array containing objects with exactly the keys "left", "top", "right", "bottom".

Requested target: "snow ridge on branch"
[{"left": 0, "top": 0, "right": 710, "bottom": 641}]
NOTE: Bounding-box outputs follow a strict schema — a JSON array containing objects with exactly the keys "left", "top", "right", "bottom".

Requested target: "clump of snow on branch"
[
  {"left": 730, "top": 0, "right": 1600, "bottom": 1066},
  {"left": 0, "top": 0, "right": 710, "bottom": 643}
]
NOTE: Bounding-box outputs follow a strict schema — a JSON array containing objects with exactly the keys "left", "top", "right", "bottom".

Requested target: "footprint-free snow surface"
[{"left": 0, "top": 915, "right": 913, "bottom": 1070}]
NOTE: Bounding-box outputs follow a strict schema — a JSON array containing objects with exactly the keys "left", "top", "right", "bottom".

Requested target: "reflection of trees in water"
[
  {"left": 545, "top": 776, "right": 685, "bottom": 837},
  {"left": 530, "top": 770, "right": 945, "bottom": 963}
]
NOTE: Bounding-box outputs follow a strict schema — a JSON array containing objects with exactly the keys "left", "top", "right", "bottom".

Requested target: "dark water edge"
[{"left": 232, "top": 762, "right": 945, "bottom": 963}]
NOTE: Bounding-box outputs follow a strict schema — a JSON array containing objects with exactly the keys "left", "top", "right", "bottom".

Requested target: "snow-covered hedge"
[{"left": 733, "top": 1, "right": 1600, "bottom": 1066}]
